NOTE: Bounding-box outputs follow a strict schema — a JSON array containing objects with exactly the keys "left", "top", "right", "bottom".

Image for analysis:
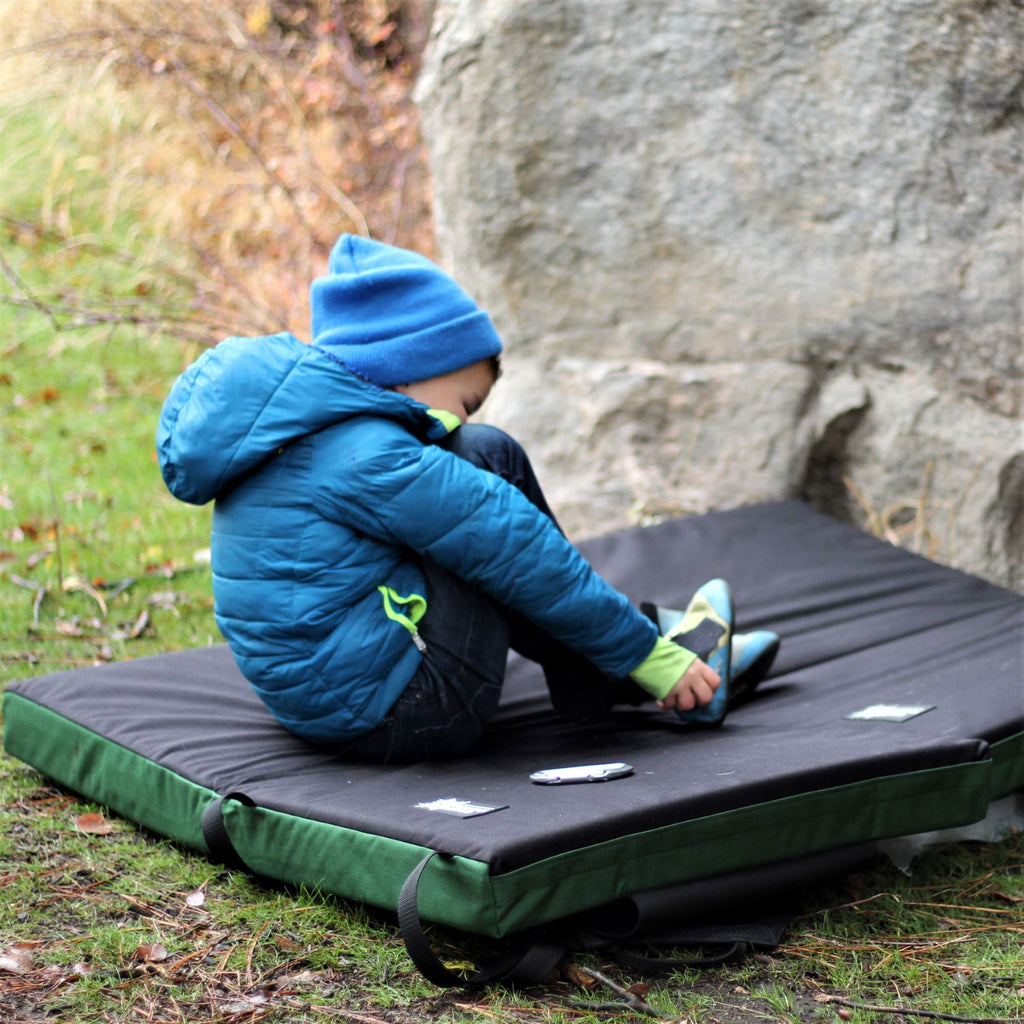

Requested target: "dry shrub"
[{"left": 0, "top": 0, "right": 435, "bottom": 342}]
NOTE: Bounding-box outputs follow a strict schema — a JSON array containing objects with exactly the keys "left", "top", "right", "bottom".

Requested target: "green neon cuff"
[{"left": 629, "top": 635, "right": 698, "bottom": 700}]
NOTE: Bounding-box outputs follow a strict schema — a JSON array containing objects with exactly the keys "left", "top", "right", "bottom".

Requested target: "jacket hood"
[{"left": 157, "top": 332, "right": 443, "bottom": 505}]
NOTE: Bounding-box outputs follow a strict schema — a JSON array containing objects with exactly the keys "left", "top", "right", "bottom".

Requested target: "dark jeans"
[{"left": 340, "top": 424, "right": 640, "bottom": 763}]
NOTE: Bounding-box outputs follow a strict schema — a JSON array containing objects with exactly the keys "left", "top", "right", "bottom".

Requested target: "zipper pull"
[{"left": 411, "top": 632, "right": 427, "bottom": 653}]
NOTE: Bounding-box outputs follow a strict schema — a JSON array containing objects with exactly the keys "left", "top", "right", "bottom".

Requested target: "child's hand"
[{"left": 657, "top": 658, "right": 720, "bottom": 712}]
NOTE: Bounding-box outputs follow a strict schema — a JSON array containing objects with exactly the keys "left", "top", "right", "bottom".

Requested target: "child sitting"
[{"left": 157, "top": 235, "right": 771, "bottom": 763}]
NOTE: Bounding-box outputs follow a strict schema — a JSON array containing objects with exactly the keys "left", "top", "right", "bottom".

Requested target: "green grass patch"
[{"left": 0, "top": 85, "right": 216, "bottom": 687}]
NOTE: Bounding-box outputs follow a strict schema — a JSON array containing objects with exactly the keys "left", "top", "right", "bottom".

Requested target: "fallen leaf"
[
  {"left": 25, "top": 547, "right": 53, "bottom": 568},
  {"left": 75, "top": 812, "right": 113, "bottom": 834},
  {"left": 135, "top": 943, "right": 169, "bottom": 963},
  {"left": 111, "top": 609, "right": 151, "bottom": 641},
  {"left": 99, "top": 577, "right": 136, "bottom": 602},
  {"left": 185, "top": 889, "right": 206, "bottom": 908},
  {"left": 442, "top": 959, "right": 477, "bottom": 973},
  {"left": 62, "top": 574, "right": 108, "bottom": 615},
  {"left": 148, "top": 591, "right": 182, "bottom": 612},
  {"left": 269, "top": 969, "right": 318, "bottom": 991},
  {"left": 561, "top": 962, "right": 598, "bottom": 988},
  {"left": 224, "top": 994, "right": 268, "bottom": 1013},
  {"left": 0, "top": 945, "right": 35, "bottom": 974},
  {"left": 63, "top": 489, "right": 99, "bottom": 505},
  {"left": 18, "top": 520, "right": 40, "bottom": 541},
  {"left": 992, "top": 890, "right": 1024, "bottom": 903}
]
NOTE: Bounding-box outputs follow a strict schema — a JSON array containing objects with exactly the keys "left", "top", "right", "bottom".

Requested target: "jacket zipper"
[{"left": 378, "top": 585, "right": 428, "bottom": 653}]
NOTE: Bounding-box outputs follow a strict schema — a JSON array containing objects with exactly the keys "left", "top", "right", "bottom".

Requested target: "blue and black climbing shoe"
[{"left": 664, "top": 578, "right": 734, "bottom": 727}]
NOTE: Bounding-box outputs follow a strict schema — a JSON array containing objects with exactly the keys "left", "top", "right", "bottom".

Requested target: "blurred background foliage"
[{"left": 1, "top": 0, "right": 436, "bottom": 348}]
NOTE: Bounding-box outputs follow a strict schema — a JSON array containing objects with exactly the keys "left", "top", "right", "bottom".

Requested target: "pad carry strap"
[
  {"left": 608, "top": 914, "right": 791, "bottom": 974},
  {"left": 612, "top": 939, "right": 746, "bottom": 972},
  {"left": 201, "top": 792, "right": 256, "bottom": 873},
  {"left": 398, "top": 851, "right": 563, "bottom": 987}
]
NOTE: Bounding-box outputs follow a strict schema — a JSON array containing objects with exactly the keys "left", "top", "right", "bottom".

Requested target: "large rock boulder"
[{"left": 417, "top": 0, "right": 1023, "bottom": 590}]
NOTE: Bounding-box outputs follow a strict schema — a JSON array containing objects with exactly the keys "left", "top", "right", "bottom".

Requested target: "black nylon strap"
[
  {"left": 612, "top": 940, "right": 747, "bottom": 972},
  {"left": 606, "top": 912, "right": 791, "bottom": 974},
  {"left": 397, "top": 851, "right": 563, "bottom": 987},
  {"left": 200, "top": 792, "right": 255, "bottom": 873}
]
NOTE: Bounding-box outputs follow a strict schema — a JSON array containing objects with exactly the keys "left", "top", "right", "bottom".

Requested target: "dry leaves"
[
  {"left": 135, "top": 942, "right": 169, "bottom": 963},
  {"left": 0, "top": 944, "right": 38, "bottom": 975},
  {"left": 74, "top": 812, "right": 114, "bottom": 835},
  {"left": 185, "top": 888, "right": 206, "bottom": 908}
]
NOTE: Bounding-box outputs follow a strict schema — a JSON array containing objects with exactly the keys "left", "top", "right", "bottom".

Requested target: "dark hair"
[{"left": 489, "top": 354, "right": 503, "bottom": 381}]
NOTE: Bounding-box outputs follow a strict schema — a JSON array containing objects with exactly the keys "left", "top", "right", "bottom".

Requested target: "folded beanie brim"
[{"left": 313, "top": 309, "right": 502, "bottom": 387}]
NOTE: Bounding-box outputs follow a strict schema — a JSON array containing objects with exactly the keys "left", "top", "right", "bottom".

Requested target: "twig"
[
  {"left": 45, "top": 473, "right": 64, "bottom": 591},
  {"left": 244, "top": 920, "right": 269, "bottom": 988},
  {"left": 844, "top": 473, "right": 884, "bottom": 539},
  {"left": 189, "top": 240, "right": 289, "bottom": 336},
  {"left": 568, "top": 1000, "right": 668, "bottom": 1018},
  {"left": 945, "top": 453, "right": 986, "bottom": 565},
  {"left": 307, "top": 1006, "right": 394, "bottom": 1023},
  {"left": 0, "top": 243, "right": 61, "bottom": 329},
  {"left": 106, "top": 7, "right": 324, "bottom": 248},
  {"left": 0, "top": 25, "right": 314, "bottom": 62},
  {"left": 0, "top": 294, "right": 224, "bottom": 343},
  {"left": 814, "top": 994, "right": 1019, "bottom": 1024},
  {"left": 324, "top": 1, "right": 387, "bottom": 128},
  {"left": 573, "top": 965, "right": 662, "bottom": 1018},
  {"left": 384, "top": 150, "right": 411, "bottom": 245},
  {"left": 310, "top": 165, "right": 371, "bottom": 239},
  {"left": 9, "top": 574, "right": 49, "bottom": 626}
]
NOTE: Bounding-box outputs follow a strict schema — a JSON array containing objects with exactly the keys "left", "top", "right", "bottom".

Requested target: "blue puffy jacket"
[{"left": 157, "top": 333, "right": 659, "bottom": 742}]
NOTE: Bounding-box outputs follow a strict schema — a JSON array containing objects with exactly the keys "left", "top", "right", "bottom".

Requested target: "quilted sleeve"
[{"left": 311, "top": 418, "right": 658, "bottom": 678}]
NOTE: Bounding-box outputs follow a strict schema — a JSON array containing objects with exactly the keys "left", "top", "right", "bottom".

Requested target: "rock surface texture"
[{"left": 417, "top": 0, "right": 1023, "bottom": 590}]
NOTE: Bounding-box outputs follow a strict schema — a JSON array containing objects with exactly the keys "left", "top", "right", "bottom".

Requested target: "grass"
[
  {"left": 1, "top": 116, "right": 216, "bottom": 687},
  {"left": 2, "top": 2, "right": 1023, "bottom": 1022}
]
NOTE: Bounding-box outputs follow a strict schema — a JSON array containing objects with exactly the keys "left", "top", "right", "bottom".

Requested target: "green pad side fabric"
[
  {"left": 3, "top": 692, "right": 213, "bottom": 853},
  {"left": 462, "top": 760, "right": 995, "bottom": 935},
  {"left": 4, "top": 690, "right": 1002, "bottom": 938},
  {"left": 990, "top": 732, "right": 1024, "bottom": 798}
]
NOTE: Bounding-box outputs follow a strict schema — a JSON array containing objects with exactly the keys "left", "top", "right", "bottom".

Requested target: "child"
[{"left": 158, "top": 235, "right": 772, "bottom": 763}]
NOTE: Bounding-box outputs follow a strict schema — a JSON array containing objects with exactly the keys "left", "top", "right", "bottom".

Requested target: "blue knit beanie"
[{"left": 310, "top": 234, "right": 503, "bottom": 387}]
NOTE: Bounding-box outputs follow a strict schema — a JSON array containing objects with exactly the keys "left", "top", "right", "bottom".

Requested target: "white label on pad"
[
  {"left": 414, "top": 797, "right": 508, "bottom": 818},
  {"left": 846, "top": 704, "right": 936, "bottom": 723}
]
